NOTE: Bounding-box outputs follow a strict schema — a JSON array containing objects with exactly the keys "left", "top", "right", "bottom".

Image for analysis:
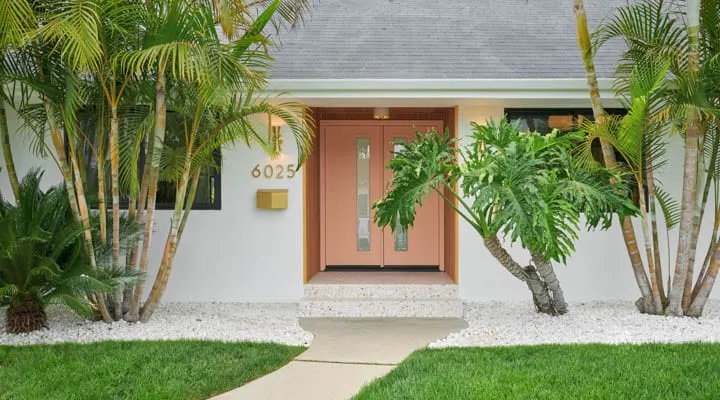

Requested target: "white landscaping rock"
[
  {"left": 430, "top": 300, "right": 720, "bottom": 348},
  {"left": 0, "top": 303, "right": 313, "bottom": 347}
]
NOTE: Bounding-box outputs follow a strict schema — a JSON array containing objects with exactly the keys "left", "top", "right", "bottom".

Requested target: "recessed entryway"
[{"left": 303, "top": 107, "right": 459, "bottom": 283}]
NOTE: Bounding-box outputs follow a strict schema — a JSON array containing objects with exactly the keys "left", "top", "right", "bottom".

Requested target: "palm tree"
[
  {"left": 373, "top": 118, "right": 636, "bottom": 316},
  {"left": 572, "top": 0, "right": 657, "bottom": 313},
  {"left": 576, "top": 57, "right": 675, "bottom": 314},
  {"left": 7, "top": 0, "right": 313, "bottom": 323},
  {"left": 587, "top": 0, "right": 720, "bottom": 316},
  {"left": 0, "top": 0, "right": 36, "bottom": 202},
  {"left": 0, "top": 169, "right": 140, "bottom": 334},
  {"left": 128, "top": 0, "right": 314, "bottom": 322}
]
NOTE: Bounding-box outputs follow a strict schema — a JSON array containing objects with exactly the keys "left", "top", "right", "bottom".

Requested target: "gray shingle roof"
[{"left": 269, "top": 0, "right": 627, "bottom": 79}]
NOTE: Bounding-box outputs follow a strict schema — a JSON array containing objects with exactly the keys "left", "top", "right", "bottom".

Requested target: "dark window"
[
  {"left": 505, "top": 108, "right": 627, "bottom": 165},
  {"left": 70, "top": 112, "right": 221, "bottom": 210},
  {"left": 505, "top": 108, "right": 646, "bottom": 208}
]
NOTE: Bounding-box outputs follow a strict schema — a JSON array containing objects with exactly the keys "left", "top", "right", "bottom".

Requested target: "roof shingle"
[{"left": 269, "top": 0, "right": 627, "bottom": 79}]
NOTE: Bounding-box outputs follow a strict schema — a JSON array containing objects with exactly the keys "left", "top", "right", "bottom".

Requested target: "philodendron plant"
[{"left": 373, "top": 117, "right": 637, "bottom": 315}]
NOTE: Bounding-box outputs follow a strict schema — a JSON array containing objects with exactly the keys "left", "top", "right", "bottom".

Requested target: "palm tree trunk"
[
  {"left": 573, "top": 0, "right": 655, "bottom": 313},
  {"left": 531, "top": 254, "right": 568, "bottom": 315},
  {"left": 123, "top": 143, "right": 152, "bottom": 316},
  {"left": 44, "top": 100, "right": 112, "bottom": 323},
  {"left": 692, "top": 214, "right": 719, "bottom": 301},
  {"left": 638, "top": 182, "right": 663, "bottom": 313},
  {"left": 688, "top": 240, "right": 720, "bottom": 316},
  {"left": 685, "top": 130, "right": 714, "bottom": 308},
  {"left": 68, "top": 133, "right": 113, "bottom": 323},
  {"left": 177, "top": 170, "right": 200, "bottom": 242},
  {"left": 127, "top": 73, "right": 166, "bottom": 322},
  {"left": 691, "top": 134, "right": 719, "bottom": 301},
  {"left": 0, "top": 100, "right": 21, "bottom": 202},
  {"left": 97, "top": 152, "right": 108, "bottom": 244},
  {"left": 667, "top": 0, "right": 701, "bottom": 317},
  {"left": 645, "top": 161, "right": 667, "bottom": 306},
  {"left": 109, "top": 106, "right": 123, "bottom": 320},
  {"left": 483, "top": 236, "right": 558, "bottom": 315},
  {"left": 140, "top": 149, "right": 193, "bottom": 322}
]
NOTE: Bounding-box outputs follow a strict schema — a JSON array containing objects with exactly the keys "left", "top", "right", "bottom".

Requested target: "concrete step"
[
  {"left": 302, "top": 283, "right": 462, "bottom": 318},
  {"left": 303, "top": 284, "right": 458, "bottom": 300},
  {"left": 300, "top": 298, "right": 463, "bottom": 318}
]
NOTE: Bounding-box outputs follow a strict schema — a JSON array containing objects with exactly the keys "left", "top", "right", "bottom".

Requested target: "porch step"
[
  {"left": 301, "top": 284, "right": 462, "bottom": 318},
  {"left": 304, "top": 283, "right": 458, "bottom": 299}
]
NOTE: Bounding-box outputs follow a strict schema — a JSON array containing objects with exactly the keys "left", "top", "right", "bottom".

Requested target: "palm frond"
[
  {"left": 38, "top": 0, "right": 104, "bottom": 71},
  {"left": 655, "top": 185, "right": 681, "bottom": 229},
  {"left": 0, "top": 0, "right": 35, "bottom": 48}
]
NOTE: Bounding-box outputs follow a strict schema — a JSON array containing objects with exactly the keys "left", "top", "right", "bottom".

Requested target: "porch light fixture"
[
  {"left": 268, "top": 114, "right": 284, "bottom": 159},
  {"left": 373, "top": 107, "right": 390, "bottom": 120}
]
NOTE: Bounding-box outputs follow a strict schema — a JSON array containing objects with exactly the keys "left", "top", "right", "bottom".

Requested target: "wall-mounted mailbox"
[{"left": 256, "top": 189, "right": 288, "bottom": 210}]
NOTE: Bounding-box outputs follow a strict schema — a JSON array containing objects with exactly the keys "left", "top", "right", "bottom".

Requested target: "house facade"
[{"left": 1, "top": 0, "right": 716, "bottom": 313}]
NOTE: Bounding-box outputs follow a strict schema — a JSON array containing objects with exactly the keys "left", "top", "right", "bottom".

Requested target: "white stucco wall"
[
  {"left": 144, "top": 139, "right": 305, "bottom": 302},
  {"left": 0, "top": 108, "right": 304, "bottom": 302},
  {"left": 1, "top": 102, "right": 718, "bottom": 303}
]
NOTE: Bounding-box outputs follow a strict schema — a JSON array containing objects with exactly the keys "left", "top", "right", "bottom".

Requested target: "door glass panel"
[
  {"left": 357, "top": 138, "right": 371, "bottom": 251},
  {"left": 393, "top": 138, "right": 408, "bottom": 251}
]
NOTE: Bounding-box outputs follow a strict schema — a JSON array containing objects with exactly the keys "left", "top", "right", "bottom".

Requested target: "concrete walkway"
[{"left": 211, "top": 318, "right": 467, "bottom": 400}]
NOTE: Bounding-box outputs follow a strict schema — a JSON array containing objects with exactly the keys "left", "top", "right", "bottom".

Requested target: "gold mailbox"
[{"left": 256, "top": 189, "right": 288, "bottom": 210}]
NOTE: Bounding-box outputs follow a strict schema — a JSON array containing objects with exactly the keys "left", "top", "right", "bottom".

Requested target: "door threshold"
[
  {"left": 324, "top": 266, "right": 440, "bottom": 272},
  {"left": 307, "top": 270, "right": 453, "bottom": 285}
]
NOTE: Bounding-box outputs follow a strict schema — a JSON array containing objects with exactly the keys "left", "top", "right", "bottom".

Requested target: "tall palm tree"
[
  {"left": 129, "top": 0, "right": 314, "bottom": 322},
  {"left": 8, "top": 0, "right": 314, "bottom": 323},
  {"left": 588, "top": 0, "right": 720, "bottom": 316},
  {"left": 572, "top": 0, "right": 656, "bottom": 313}
]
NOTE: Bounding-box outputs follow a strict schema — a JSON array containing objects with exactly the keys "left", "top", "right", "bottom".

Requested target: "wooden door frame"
[
  {"left": 318, "top": 120, "right": 445, "bottom": 271},
  {"left": 303, "top": 107, "right": 459, "bottom": 283}
]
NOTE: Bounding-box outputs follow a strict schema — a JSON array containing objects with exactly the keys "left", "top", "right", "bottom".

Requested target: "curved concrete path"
[{"left": 211, "top": 318, "right": 467, "bottom": 400}]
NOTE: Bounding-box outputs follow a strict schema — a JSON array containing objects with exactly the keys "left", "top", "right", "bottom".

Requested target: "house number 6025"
[{"left": 251, "top": 164, "right": 297, "bottom": 179}]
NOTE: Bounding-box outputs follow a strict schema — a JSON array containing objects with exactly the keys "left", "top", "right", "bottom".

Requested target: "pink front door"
[{"left": 321, "top": 121, "right": 443, "bottom": 268}]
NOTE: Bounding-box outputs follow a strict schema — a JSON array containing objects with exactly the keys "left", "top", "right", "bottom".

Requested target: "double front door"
[{"left": 321, "top": 121, "right": 444, "bottom": 269}]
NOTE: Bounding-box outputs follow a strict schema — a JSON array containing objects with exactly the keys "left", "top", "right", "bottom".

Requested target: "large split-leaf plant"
[{"left": 374, "top": 118, "right": 637, "bottom": 315}]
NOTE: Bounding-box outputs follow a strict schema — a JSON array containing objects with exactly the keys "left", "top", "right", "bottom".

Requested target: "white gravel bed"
[
  {"left": 430, "top": 300, "right": 720, "bottom": 348},
  {"left": 0, "top": 303, "right": 313, "bottom": 347}
]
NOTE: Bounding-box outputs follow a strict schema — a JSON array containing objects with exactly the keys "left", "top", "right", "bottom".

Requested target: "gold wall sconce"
[
  {"left": 373, "top": 107, "right": 390, "bottom": 120},
  {"left": 268, "top": 114, "right": 285, "bottom": 159}
]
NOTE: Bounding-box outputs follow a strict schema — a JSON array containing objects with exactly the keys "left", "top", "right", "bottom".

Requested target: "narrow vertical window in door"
[
  {"left": 392, "top": 138, "right": 408, "bottom": 251},
  {"left": 357, "top": 138, "right": 371, "bottom": 251}
]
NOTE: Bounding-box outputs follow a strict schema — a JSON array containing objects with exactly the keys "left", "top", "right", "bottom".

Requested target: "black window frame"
[
  {"left": 505, "top": 107, "right": 628, "bottom": 165},
  {"left": 504, "top": 107, "right": 648, "bottom": 209},
  {"left": 64, "top": 134, "right": 223, "bottom": 211},
  {"left": 505, "top": 108, "right": 628, "bottom": 134}
]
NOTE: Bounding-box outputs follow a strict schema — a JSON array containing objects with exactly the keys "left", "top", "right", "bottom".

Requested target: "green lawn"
[
  {"left": 0, "top": 340, "right": 304, "bottom": 400},
  {"left": 353, "top": 343, "right": 720, "bottom": 400}
]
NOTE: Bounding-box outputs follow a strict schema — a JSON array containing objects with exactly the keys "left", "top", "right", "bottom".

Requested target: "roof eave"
[{"left": 266, "top": 78, "right": 619, "bottom": 100}]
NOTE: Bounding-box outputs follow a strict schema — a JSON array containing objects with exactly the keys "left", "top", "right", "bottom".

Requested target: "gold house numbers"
[{"left": 251, "top": 163, "right": 297, "bottom": 179}]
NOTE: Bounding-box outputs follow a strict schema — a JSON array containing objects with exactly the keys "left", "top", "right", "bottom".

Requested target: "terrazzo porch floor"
[{"left": 210, "top": 317, "right": 467, "bottom": 400}]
